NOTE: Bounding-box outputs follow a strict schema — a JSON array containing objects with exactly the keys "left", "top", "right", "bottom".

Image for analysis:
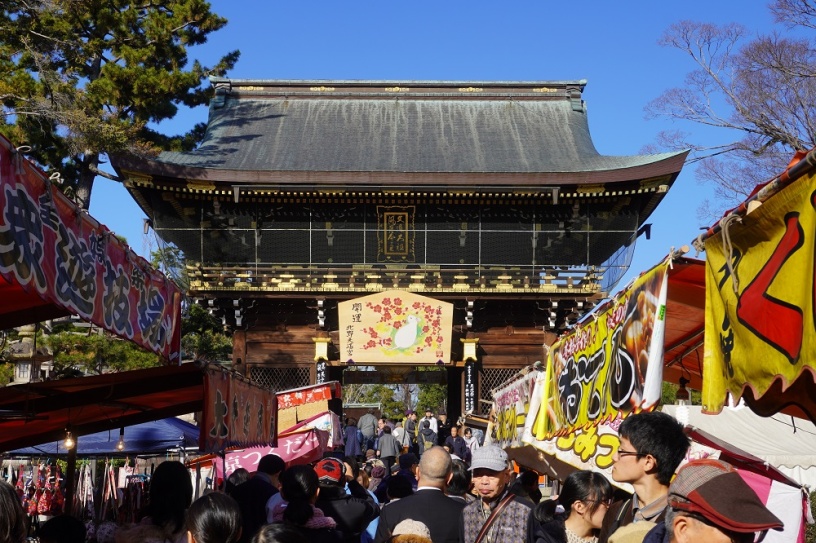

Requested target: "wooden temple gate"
[{"left": 113, "top": 79, "right": 687, "bottom": 423}]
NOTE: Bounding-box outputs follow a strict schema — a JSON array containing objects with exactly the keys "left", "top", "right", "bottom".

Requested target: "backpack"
[{"left": 422, "top": 437, "right": 435, "bottom": 452}]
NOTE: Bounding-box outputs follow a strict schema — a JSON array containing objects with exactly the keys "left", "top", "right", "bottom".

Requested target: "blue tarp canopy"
[{"left": 8, "top": 417, "right": 199, "bottom": 456}]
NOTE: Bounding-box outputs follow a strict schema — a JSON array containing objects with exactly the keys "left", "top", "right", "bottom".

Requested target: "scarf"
[{"left": 271, "top": 502, "right": 338, "bottom": 530}]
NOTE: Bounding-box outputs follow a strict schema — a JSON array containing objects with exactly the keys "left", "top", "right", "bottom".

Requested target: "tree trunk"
[{"left": 75, "top": 152, "right": 100, "bottom": 210}]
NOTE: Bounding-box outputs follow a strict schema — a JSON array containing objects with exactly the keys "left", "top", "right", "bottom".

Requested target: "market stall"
[{"left": 6, "top": 417, "right": 199, "bottom": 457}]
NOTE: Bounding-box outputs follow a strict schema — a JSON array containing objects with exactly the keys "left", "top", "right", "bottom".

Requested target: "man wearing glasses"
[
  {"left": 641, "top": 459, "right": 783, "bottom": 543},
  {"left": 598, "top": 411, "right": 690, "bottom": 543}
]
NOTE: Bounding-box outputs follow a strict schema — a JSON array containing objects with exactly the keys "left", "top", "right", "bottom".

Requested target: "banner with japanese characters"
[
  {"left": 217, "top": 428, "right": 329, "bottom": 477},
  {"left": 521, "top": 415, "right": 632, "bottom": 492},
  {"left": 0, "top": 136, "right": 181, "bottom": 361},
  {"left": 489, "top": 371, "right": 540, "bottom": 448},
  {"left": 201, "top": 367, "right": 276, "bottom": 452},
  {"left": 338, "top": 290, "right": 453, "bottom": 364},
  {"left": 703, "top": 170, "right": 816, "bottom": 414},
  {"left": 527, "top": 261, "right": 669, "bottom": 439}
]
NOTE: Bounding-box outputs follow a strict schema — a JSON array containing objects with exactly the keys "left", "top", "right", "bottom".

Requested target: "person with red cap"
[
  {"left": 641, "top": 459, "right": 783, "bottom": 543},
  {"left": 313, "top": 457, "right": 379, "bottom": 543}
]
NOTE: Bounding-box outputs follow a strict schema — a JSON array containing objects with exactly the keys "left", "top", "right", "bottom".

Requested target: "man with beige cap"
[{"left": 460, "top": 444, "right": 532, "bottom": 543}]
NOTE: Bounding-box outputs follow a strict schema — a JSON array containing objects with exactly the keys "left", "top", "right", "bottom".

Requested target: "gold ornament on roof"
[
  {"left": 533, "top": 87, "right": 557, "bottom": 93},
  {"left": 310, "top": 86, "right": 336, "bottom": 92},
  {"left": 385, "top": 87, "right": 410, "bottom": 92},
  {"left": 458, "top": 87, "right": 483, "bottom": 93}
]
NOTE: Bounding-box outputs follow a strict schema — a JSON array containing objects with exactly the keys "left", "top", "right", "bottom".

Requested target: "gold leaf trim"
[
  {"left": 384, "top": 87, "right": 410, "bottom": 92},
  {"left": 458, "top": 87, "right": 483, "bottom": 93},
  {"left": 310, "top": 86, "right": 336, "bottom": 92},
  {"left": 121, "top": 170, "right": 153, "bottom": 187},
  {"left": 533, "top": 87, "right": 557, "bottom": 93},
  {"left": 187, "top": 180, "right": 216, "bottom": 192},
  {"left": 236, "top": 86, "right": 264, "bottom": 91},
  {"left": 576, "top": 184, "right": 606, "bottom": 195}
]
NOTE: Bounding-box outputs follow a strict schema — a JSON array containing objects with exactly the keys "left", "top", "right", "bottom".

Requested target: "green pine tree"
[{"left": 0, "top": 0, "right": 239, "bottom": 209}]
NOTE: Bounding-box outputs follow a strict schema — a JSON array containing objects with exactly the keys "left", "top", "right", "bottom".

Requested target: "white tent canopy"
[{"left": 662, "top": 404, "right": 816, "bottom": 489}]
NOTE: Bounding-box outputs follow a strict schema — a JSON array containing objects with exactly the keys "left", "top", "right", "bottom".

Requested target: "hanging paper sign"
[
  {"left": 464, "top": 361, "right": 477, "bottom": 413},
  {"left": 0, "top": 136, "right": 181, "bottom": 361},
  {"left": 489, "top": 371, "right": 540, "bottom": 448},
  {"left": 529, "top": 261, "right": 669, "bottom": 438},
  {"left": 201, "top": 367, "right": 276, "bottom": 452},
  {"left": 338, "top": 290, "right": 453, "bottom": 364},
  {"left": 277, "top": 382, "right": 340, "bottom": 409},
  {"left": 703, "top": 170, "right": 816, "bottom": 414}
]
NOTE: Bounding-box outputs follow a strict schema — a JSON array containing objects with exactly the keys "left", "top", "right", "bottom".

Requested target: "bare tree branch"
[{"left": 649, "top": 2, "right": 816, "bottom": 213}]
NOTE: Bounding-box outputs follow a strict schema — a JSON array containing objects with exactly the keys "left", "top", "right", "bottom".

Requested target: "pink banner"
[
  {"left": 217, "top": 428, "right": 329, "bottom": 478},
  {"left": 0, "top": 136, "right": 181, "bottom": 360}
]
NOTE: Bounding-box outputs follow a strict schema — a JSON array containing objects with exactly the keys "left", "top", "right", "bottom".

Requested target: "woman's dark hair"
[
  {"left": 343, "top": 456, "right": 360, "bottom": 479},
  {"left": 225, "top": 467, "right": 250, "bottom": 496},
  {"left": 252, "top": 524, "right": 308, "bottom": 543},
  {"left": 279, "top": 465, "right": 319, "bottom": 526},
  {"left": 37, "top": 515, "right": 86, "bottom": 543},
  {"left": 447, "top": 459, "right": 472, "bottom": 497},
  {"left": 147, "top": 460, "right": 194, "bottom": 535},
  {"left": 347, "top": 418, "right": 357, "bottom": 426},
  {"left": 0, "top": 481, "right": 27, "bottom": 543},
  {"left": 533, "top": 470, "right": 613, "bottom": 524},
  {"left": 185, "top": 493, "right": 242, "bottom": 543},
  {"left": 382, "top": 425, "right": 392, "bottom": 434}
]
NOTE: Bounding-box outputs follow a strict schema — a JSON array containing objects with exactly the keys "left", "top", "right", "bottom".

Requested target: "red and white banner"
[
  {"left": 277, "top": 382, "right": 340, "bottom": 409},
  {"left": 0, "top": 135, "right": 181, "bottom": 360}
]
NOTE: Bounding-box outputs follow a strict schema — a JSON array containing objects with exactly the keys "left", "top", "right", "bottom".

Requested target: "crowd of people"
[
  {"left": 0, "top": 411, "right": 785, "bottom": 543},
  {"left": 345, "top": 408, "right": 482, "bottom": 467}
]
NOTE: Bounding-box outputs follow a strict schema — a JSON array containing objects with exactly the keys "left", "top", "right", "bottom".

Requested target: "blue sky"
[{"left": 91, "top": 0, "right": 779, "bottom": 292}]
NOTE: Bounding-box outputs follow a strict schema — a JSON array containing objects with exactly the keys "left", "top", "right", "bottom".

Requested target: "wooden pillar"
[
  {"left": 232, "top": 330, "right": 247, "bottom": 375},
  {"left": 446, "top": 366, "right": 463, "bottom": 423},
  {"left": 64, "top": 445, "right": 77, "bottom": 514}
]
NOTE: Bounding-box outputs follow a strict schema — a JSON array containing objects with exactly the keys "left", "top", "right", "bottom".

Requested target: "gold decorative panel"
[{"left": 377, "top": 205, "right": 415, "bottom": 263}]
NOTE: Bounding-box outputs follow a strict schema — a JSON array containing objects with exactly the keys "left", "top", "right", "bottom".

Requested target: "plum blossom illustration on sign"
[
  {"left": 339, "top": 290, "right": 453, "bottom": 364},
  {"left": 362, "top": 296, "right": 444, "bottom": 358}
]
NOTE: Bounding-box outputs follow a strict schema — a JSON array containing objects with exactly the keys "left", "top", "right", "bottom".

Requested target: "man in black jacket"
[
  {"left": 314, "top": 457, "right": 380, "bottom": 543},
  {"left": 374, "top": 446, "right": 465, "bottom": 543},
  {"left": 231, "top": 454, "right": 285, "bottom": 543}
]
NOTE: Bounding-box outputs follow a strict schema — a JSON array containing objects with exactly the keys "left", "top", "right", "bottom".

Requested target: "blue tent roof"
[{"left": 9, "top": 417, "right": 199, "bottom": 456}]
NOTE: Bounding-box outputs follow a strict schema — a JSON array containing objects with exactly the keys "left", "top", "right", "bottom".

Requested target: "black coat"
[
  {"left": 527, "top": 515, "right": 567, "bottom": 543},
  {"left": 231, "top": 475, "right": 279, "bottom": 543},
  {"left": 315, "top": 484, "right": 379, "bottom": 543},
  {"left": 292, "top": 525, "right": 345, "bottom": 543},
  {"left": 374, "top": 488, "right": 466, "bottom": 543}
]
